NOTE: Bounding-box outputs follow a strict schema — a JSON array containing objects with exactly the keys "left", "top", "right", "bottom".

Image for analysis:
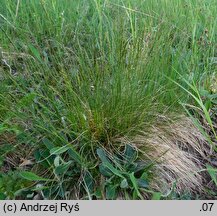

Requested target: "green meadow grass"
[{"left": 0, "top": 0, "right": 216, "bottom": 199}]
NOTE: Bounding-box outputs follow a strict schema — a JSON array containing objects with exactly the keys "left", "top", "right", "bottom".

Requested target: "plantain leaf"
[
  {"left": 97, "top": 148, "right": 111, "bottom": 164},
  {"left": 42, "top": 138, "right": 55, "bottom": 150},
  {"left": 55, "top": 161, "right": 72, "bottom": 175},
  {"left": 120, "top": 178, "right": 128, "bottom": 189},
  {"left": 50, "top": 146, "right": 69, "bottom": 155},
  {"left": 124, "top": 144, "right": 137, "bottom": 163},
  {"left": 106, "top": 185, "right": 117, "bottom": 200},
  {"left": 20, "top": 171, "right": 49, "bottom": 181},
  {"left": 137, "top": 178, "right": 149, "bottom": 188},
  {"left": 83, "top": 170, "right": 94, "bottom": 194},
  {"left": 99, "top": 164, "right": 113, "bottom": 177},
  {"left": 68, "top": 148, "right": 82, "bottom": 165}
]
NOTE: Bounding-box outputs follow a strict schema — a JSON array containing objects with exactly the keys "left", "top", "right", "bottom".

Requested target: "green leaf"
[
  {"left": 212, "top": 99, "right": 217, "bottom": 104},
  {"left": 0, "top": 192, "right": 6, "bottom": 200},
  {"left": 137, "top": 179, "right": 149, "bottom": 188},
  {"left": 54, "top": 156, "right": 60, "bottom": 167},
  {"left": 205, "top": 100, "right": 212, "bottom": 111},
  {"left": 29, "top": 44, "right": 42, "bottom": 62},
  {"left": 26, "top": 193, "right": 35, "bottom": 199},
  {"left": 126, "top": 163, "right": 137, "bottom": 173},
  {"left": 152, "top": 192, "right": 161, "bottom": 200},
  {"left": 0, "top": 156, "right": 4, "bottom": 167},
  {"left": 124, "top": 144, "right": 137, "bottom": 163},
  {"left": 0, "top": 124, "right": 7, "bottom": 134},
  {"left": 207, "top": 164, "right": 217, "bottom": 186},
  {"left": 68, "top": 148, "right": 82, "bottom": 165},
  {"left": 50, "top": 146, "right": 69, "bottom": 155},
  {"left": 18, "top": 93, "right": 37, "bottom": 108},
  {"left": 83, "top": 170, "right": 94, "bottom": 194},
  {"left": 207, "top": 93, "right": 217, "bottom": 100},
  {"left": 43, "top": 138, "right": 55, "bottom": 150},
  {"left": 106, "top": 185, "right": 117, "bottom": 200},
  {"left": 34, "top": 149, "right": 51, "bottom": 168},
  {"left": 99, "top": 164, "right": 113, "bottom": 177},
  {"left": 55, "top": 161, "right": 72, "bottom": 175},
  {"left": 199, "top": 88, "right": 210, "bottom": 98},
  {"left": 94, "top": 188, "right": 102, "bottom": 199},
  {"left": 171, "top": 76, "right": 217, "bottom": 140},
  {"left": 134, "top": 161, "right": 150, "bottom": 173},
  {"left": 97, "top": 148, "right": 125, "bottom": 178},
  {"left": 129, "top": 172, "right": 143, "bottom": 199},
  {"left": 120, "top": 178, "right": 128, "bottom": 189},
  {"left": 20, "top": 171, "right": 49, "bottom": 181},
  {"left": 97, "top": 148, "right": 111, "bottom": 164},
  {"left": 104, "top": 162, "right": 125, "bottom": 178}
]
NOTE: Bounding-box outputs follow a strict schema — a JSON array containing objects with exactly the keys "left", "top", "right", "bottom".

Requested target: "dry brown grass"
[{"left": 119, "top": 114, "right": 212, "bottom": 196}]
